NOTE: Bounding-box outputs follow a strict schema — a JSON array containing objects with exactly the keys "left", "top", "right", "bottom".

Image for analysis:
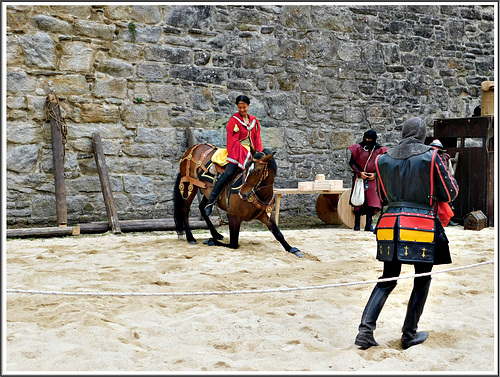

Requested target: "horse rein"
[
  {"left": 243, "top": 159, "right": 269, "bottom": 197},
  {"left": 242, "top": 158, "right": 275, "bottom": 219}
]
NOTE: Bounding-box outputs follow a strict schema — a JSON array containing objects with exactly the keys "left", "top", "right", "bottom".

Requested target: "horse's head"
[{"left": 239, "top": 149, "right": 276, "bottom": 201}]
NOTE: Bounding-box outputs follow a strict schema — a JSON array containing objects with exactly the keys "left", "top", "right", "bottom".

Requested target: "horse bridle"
[
  {"left": 241, "top": 158, "right": 275, "bottom": 219},
  {"left": 243, "top": 158, "right": 269, "bottom": 196}
]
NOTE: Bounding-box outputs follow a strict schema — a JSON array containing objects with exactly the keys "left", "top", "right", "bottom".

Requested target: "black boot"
[
  {"left": 364, "top": 212, "right": 374, "bottom": 232},
  {"left": 355, "top": 282, "right": 397, "bottom": 349},
  {"left": 205, "top": 172, "right": 231, "bottom": 216},
  {"left": 401, "top": 279, "right": 431, "bottom": 350},
  {"left": 353, "top": 212, "right": 361, "bottom": 231}
]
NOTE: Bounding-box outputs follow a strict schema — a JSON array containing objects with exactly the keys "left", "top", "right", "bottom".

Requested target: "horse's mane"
[{"left": 255, "top": 148, "right": 277, "bottom": 175}]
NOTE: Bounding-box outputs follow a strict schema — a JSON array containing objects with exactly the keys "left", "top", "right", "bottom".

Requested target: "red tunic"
[
  {"left": 226, "top": 113, "right": 263, "bottom": 169},
  {"left": 348, "top": 143, "right": 388, "bottom": 210}
]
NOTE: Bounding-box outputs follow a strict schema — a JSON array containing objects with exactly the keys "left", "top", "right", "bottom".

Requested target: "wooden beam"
[
  {"left": 6, "top": 218, "right": 221, "bottom": 238},
  {"left": 79, "top": 218, "right": 221, "bottom": 234},
  {"left": 46, "top": 93, "right": 67, "bottom": 226},
  {"left": 7, "top": 226, "right": 74, "bottom": 238},
  {"left": 92, "top": 133, "right": 121, "bottom": 234}
]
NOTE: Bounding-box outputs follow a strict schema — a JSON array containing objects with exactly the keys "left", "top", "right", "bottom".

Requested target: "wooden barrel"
[
  {"left": 315, "top": 193, "right": 343, "bottom": 224},
  {"left": 338, "top": 188, "right": 366, "bottom": 229}
]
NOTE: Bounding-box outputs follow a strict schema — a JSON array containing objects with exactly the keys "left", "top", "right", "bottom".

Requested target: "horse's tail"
[{"left": 173, "top": 172, "right": 186, "bottom": 236}]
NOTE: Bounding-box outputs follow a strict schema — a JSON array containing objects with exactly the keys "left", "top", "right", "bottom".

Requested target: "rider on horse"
[{"left": 205, "top": 94, "right": 263, "bottom": 216}]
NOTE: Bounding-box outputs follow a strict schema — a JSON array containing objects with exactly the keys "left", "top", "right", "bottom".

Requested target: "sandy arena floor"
[{"left": 4, "top": 225, "right": 497, "bottom": 373}]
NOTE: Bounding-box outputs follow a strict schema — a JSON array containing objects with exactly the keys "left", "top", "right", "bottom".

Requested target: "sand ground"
[{"left": 4, "top": 224, "right": 497, "bottom": 374}]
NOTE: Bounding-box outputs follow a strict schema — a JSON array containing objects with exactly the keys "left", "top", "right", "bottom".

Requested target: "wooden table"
[{"left": 273, "top": 188, "right": 348, "bottom": 225}]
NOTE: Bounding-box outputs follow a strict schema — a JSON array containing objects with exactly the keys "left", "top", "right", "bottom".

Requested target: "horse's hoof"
[
  {"left": 188, "top": 240, "right": 197, "bottom": 245},
  {"left": 207, "top": 239, "right": 216, "bottom": 246},
  {"left": 289, "top": 247, "right": 304, "bottom": 258}
]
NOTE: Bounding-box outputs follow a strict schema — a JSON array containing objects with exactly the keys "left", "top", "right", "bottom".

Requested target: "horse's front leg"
[
  {"left": 211, "top": 215, "right": 241, "bottom": 249},
  {"left": 227, "top": 216, "right": 242, "bottom": 249},
  {"left": 260, "top": 213, "right": 304, "bottom": 258},
  {"left": 198, "top": 195, "right": 224, "bottom": 241}
]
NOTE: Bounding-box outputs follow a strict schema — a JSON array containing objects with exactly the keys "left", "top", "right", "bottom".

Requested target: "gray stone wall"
[{"left": 6, "top": 4, "right": 495, "bottom": 226}]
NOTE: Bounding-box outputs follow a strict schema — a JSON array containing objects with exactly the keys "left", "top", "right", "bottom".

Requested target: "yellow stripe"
[
  {"left": 376, "top": 228, "right": 394, "bottom": 241},
  {"left": 399, "top": 229, "right": 434, "bottom": 243}
]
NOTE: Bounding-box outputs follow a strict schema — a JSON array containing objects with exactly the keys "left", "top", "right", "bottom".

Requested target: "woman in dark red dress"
[{"left": 348, "top": 130, "right": 388, "bottom": 231}]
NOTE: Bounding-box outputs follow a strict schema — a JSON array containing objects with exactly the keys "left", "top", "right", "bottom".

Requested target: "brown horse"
[{"left": 173, "top": 143, "right": 304, "bottom": 257}]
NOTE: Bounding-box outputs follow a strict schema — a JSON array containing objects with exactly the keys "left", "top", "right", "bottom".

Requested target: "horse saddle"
[
  {"left": 198, "top": 161, "right": 243, "bottom": 192},
  {"left": 198, "top": 160, "right": 225, "bottom": 184}
]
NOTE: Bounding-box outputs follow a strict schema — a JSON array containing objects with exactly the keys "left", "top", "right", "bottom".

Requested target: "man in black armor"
[{"left": 354, "top": 117, "right": 459, "bottom": 350}]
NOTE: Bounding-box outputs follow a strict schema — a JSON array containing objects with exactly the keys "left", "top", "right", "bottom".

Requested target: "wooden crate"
[
  {"left": 481, "top": 81, "right": 494, "bottom": 116},
  {"left": 298, "top": 182, "right": 314, "bottom": 192},
  {"left": 314, "top": 180, "right": 343, "bottom": 191},
  {"left": 464, "top": 210, "right": 487, "bottom": 231}
]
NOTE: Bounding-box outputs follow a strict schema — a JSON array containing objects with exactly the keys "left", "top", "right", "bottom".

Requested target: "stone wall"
[{"left": 6, "top": 4, "right": 495, "bottom": 226}]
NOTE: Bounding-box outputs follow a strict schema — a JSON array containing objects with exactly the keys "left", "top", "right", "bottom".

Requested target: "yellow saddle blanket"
[{"left": 211, "top": 145, "right": 250, "bottom": 166}]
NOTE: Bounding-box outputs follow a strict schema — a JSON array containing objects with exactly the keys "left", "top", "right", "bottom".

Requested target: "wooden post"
[
  {"left": 186, "top": 126, "right": 197, "bottom": 148},
  {"left": 186, "top": 127, "right": 204, "bottom": 209},
  {"left": 92, "top": 133, "right": 121, "bottom": 234},
  {"left": 46, "top": 93, "right": 67, "bottom": 226}
]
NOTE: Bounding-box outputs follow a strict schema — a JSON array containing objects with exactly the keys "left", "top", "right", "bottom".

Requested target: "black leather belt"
[{"left": 388, "top": 201, "right": 433, "bottom": 211}]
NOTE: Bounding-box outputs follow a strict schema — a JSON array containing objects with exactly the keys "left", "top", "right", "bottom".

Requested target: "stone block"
[
  {"left": 120, "top": 103, "right": 148, "bottom": 125},
  {"left": 92, "top": 77, "right": 127, "bottom": 99},
  {"left": 7, "top": 71, "right": 36, "bottom": 94},
  {"left": 147, "top": 105, "right": 172, "bottom": 126},
  {"left": 33, "top": 14, "right": 72, "bottom": 34},
  {"left": 123, "top": 174, "right": 153, "bottom": 193},
  {"left": 136, "top": 63, "right": 168, "bottom": 81},
  {"left": 73, "top": 124, "right": 136, "bottom": 141},
  {"left": 7, "top": 144, "right": 40, "bottom": 173},
  {"left": 6, "top": 122, "right": 41, "bottom": 144},
  {"left": 46, "top": 74, "right": 88, "bottom": 96},
  {"left": 109, "top": 42, "right": 142, "bottom": 61},
  {"left": 18, "top": 32, "right": 56, "bottom": 69},
  {"left": 80, "top": 103, "right": 121, "bottom": 123},
  {"left": 60, "top": 41, "right": 95, "bottom": 73},
  {"left": 74, "top": 19, "right": 116, "bottom": 40},
  {"left": 130, "top": 193, "right": 157, "bottom": 207},
  {"left": 144, "top": 45, "right": 192, "bottom": 64},
  {"left": 149, "top": 83, "right": 188, "bottom": 105},
  {"left": 96, "top": 59, "right": 134, "bottom": 78},
  {"left": 131, "top": 5, "right": 161, "bottom": 24},
  {"left": 122, "top": 142, "right": 161, "bottom": 158}
]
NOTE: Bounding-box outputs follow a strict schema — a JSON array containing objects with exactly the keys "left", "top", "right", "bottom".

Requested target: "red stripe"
[
  {"left": 375, "top": 154, "right": 387, "bottom": 199},
  {"left": 429, "top": 149, "right": 437, "bottom": 205},
  {"left": 435, "top": 153, "right": 456, "bottom": 202}
]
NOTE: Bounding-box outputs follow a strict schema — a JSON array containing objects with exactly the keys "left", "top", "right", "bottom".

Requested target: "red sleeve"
[{"left": 226, "top": 117, "right": 240, "bottom": 155}]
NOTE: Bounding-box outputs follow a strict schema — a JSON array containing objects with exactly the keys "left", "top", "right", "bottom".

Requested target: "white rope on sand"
[{"left": 6, "top": 260, "right": 494, "bottom": 297}]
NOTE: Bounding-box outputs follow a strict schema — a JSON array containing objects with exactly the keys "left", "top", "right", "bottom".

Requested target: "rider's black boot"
[
  {"left": 355, "top": 282, "right": 397, "bottom": 349},
  {"left": 205, "top": 172, "right": 231, "bottom": 216},
  {"left": 401, "top": 279, "right": 431, "bottom": 350}
]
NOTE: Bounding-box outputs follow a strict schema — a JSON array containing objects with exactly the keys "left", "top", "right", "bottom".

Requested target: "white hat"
[{"left": 430, "top": 139, "right": 444, "bottom": 149}]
